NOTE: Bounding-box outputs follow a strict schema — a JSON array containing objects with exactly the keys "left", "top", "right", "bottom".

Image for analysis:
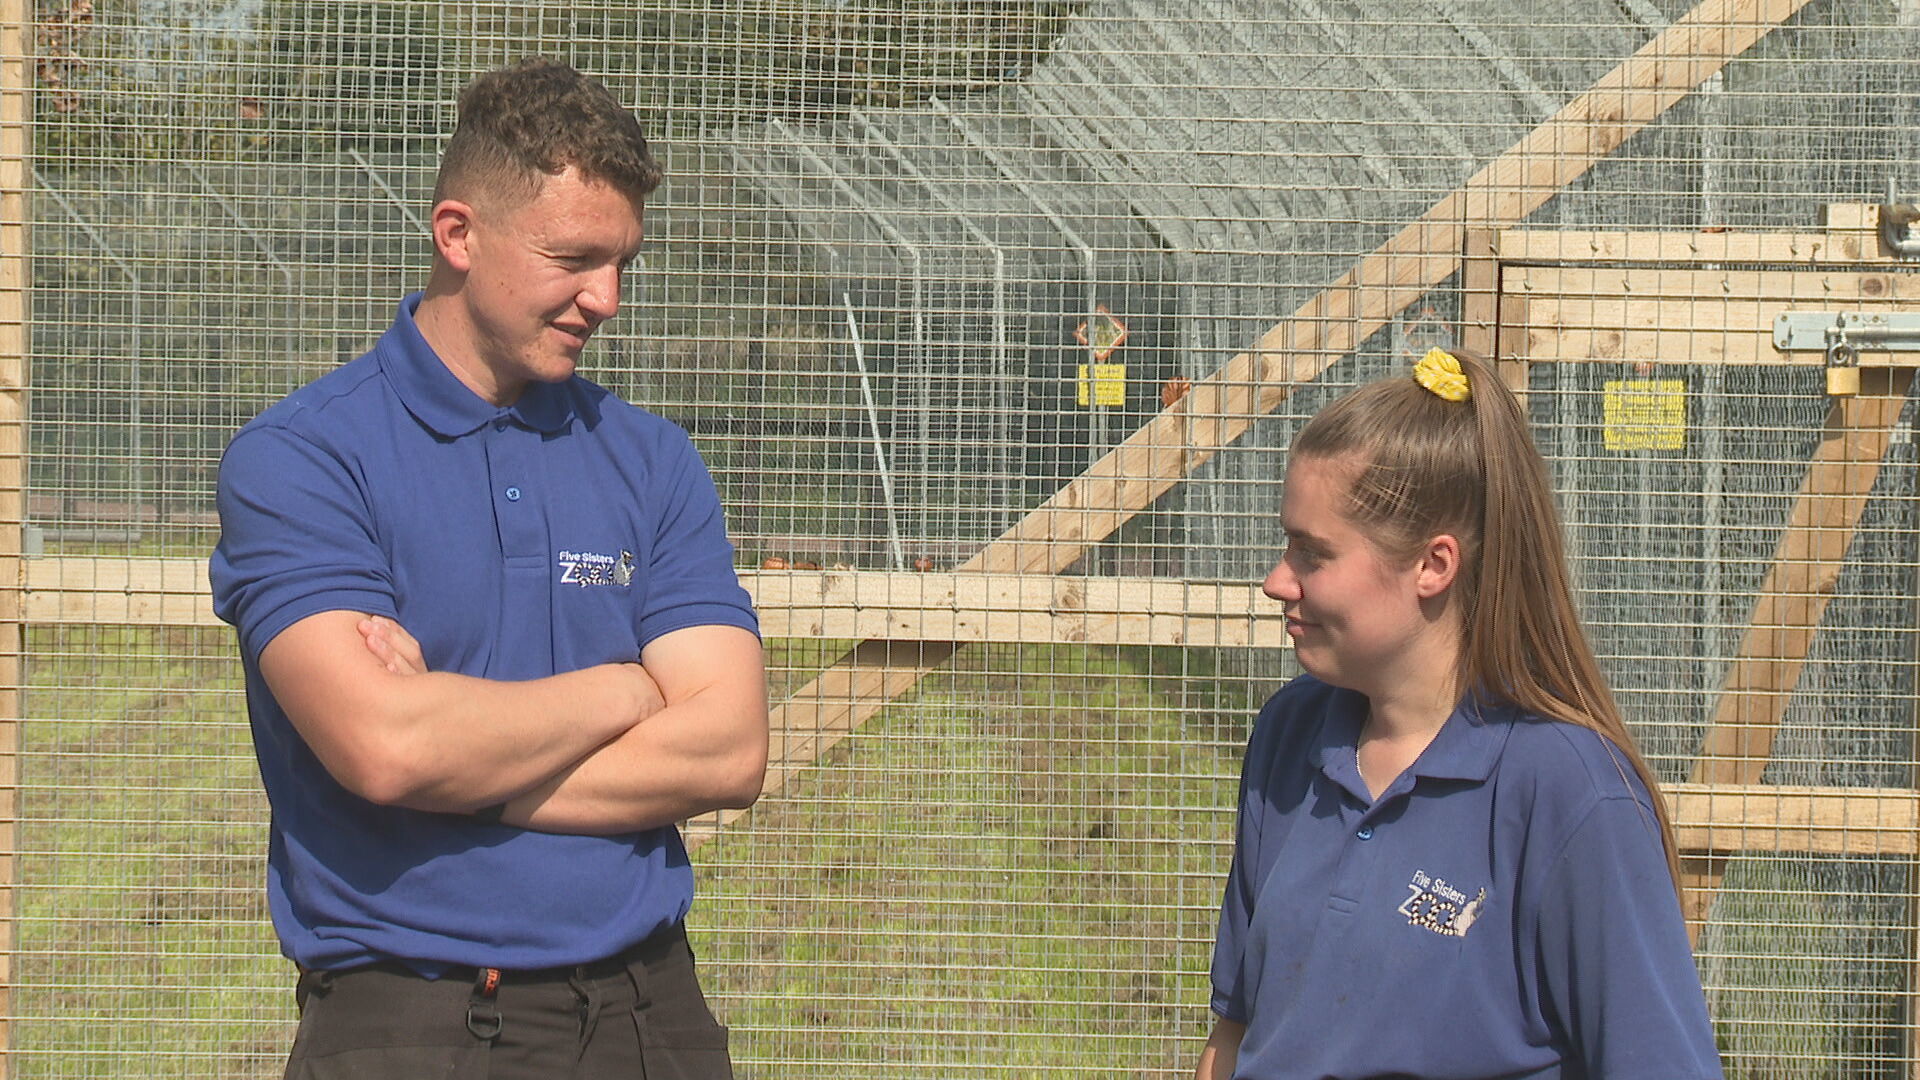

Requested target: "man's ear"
[
  {"left": 430, "top": 199, "right": 478, "bottom": 273},
  {"left": 1415, "top": 533, "right": 1461, "bottom": 599}
]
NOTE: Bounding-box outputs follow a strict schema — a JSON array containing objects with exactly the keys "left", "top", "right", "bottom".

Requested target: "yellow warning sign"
[
  {"left": 1077, "top": 363, "right": 1127, "bottom": 407},
  {"left": 1602, "top": 379, "right": 1686, "bottom": 451}
]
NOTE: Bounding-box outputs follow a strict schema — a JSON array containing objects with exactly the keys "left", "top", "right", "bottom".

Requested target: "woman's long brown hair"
[{"left": 1290, "top": 348, "right": 1682, "bottom": 891}]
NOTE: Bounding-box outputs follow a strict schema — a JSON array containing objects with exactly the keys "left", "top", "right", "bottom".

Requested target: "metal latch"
[
  {"left": 1774, "top": 313, "right": 1920, "bottom": 397},
  {"left": 1774, "top": 312, "right": 1920, "bottom": 353}
]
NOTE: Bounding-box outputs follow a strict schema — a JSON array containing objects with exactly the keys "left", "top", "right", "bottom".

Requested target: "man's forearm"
[
  {"left": 261, "top": 611, "right": 662, "bottom": 813},
  {"left": 372, "top": 664, "right": 664, "bottom": 813},
  {"left": 501, "top": 686, "right": 768, "bottom": 835}
]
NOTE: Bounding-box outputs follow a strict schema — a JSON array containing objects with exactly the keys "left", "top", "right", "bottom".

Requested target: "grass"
[
  {"left": 20, "top": 625, "right": 1898, "bottom": 1078},
  {"left": 10, "top": 627, "right": 1253, "bottom": 1079},
  {"left": 15, "top": 625, "right": 289, "bottom": 1079},
  {"left": 695, "top": 641, "right": 1247, "bottom": 1078}
]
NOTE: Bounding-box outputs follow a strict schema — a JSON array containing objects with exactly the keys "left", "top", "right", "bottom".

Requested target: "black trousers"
[{"left": 284, "top": 926, "right": 733, "bottom": 1080}]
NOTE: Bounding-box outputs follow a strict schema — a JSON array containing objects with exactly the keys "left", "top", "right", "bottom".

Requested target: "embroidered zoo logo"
[
  {"left": 557, "top": 549, "right": 635, "bottom": 588},
  {"left": 1398, "top": 868, "right": 1488, "bottom": 938}
]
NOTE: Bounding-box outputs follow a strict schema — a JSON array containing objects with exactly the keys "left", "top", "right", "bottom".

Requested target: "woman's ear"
[
  {"left": 430, "top": 199, "right": 478, "bottom": 273},
  {"left": 1415, "top": 534, "right": 1461, "bottom": 599}
]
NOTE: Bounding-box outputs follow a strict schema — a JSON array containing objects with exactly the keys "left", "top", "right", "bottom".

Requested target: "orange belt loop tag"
[{"left": 466, "top": 967, "right": 504, "bottom": 1041}]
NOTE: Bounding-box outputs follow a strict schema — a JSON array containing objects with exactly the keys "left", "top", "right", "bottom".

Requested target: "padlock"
[{"left": 1826, "top": 341, "right": 1860, "bottom": 397}]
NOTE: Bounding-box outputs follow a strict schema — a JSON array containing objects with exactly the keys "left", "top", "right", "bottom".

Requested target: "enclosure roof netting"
[
  {"left": 725, "top": 107, "right": 1166, "bottom": 281},
  {"left": 726, "top": 0, "right": 1686, "bottom": 265}
]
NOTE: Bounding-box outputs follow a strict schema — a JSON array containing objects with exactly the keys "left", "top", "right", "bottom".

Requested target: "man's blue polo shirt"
[
  {"left": 210, "top": 294, "right": 759, "bottom": 973},
  {"left": 1211, "top": 676, "right": 1723, "bottom": 1079}
]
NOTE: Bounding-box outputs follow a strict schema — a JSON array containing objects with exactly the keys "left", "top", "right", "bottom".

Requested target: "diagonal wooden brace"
[{"left": 685, "top": 0, "right": 1824, "bottom": 851}]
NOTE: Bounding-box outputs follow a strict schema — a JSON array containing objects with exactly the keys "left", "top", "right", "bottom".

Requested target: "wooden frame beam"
[
  {"left": 24, "top": 554, "right": 1920, "bottom": 863},
  {"left": 1494, "top": 210, "right": 1899, "bottom": 267},
  {"left": 1669, "top": 784, "right": 1920, "bottom": 858},
  {"left": 21, "top": 559, "right": 1294, "bottom": 649},
  {"left": 1505, "top": 265, "right": 1919, "bottom": 367},
  {"left": 1460, "top": 228, "right": 1500, "bottom": 359}
]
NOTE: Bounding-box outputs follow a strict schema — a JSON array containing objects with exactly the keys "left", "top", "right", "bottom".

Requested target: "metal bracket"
[
  {"left": 1879, "top": 180, "right": 1919, "bottom": 259},
  {"left": 1774, "top": 312, "right": 1920, "bottom": 353}
]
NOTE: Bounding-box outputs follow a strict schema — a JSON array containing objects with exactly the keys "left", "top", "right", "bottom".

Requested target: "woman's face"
[{"left": 1263, "top": 456, "right": 1435, "bottom": 696}]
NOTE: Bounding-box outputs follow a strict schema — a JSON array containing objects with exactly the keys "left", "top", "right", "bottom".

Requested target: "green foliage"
[
  {"left": 612, "top": 0, "right": 1090, "bottom": 137},
  {"left": 36, "top": 0, "right": 1088, "bottom": 163},
  {"left": 246, "top": 0, "right": 452, "bottom": 158}
]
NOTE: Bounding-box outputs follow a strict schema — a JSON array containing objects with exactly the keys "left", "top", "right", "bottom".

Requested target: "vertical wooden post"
[
  {"left": 1909, "top": 405, "right": 1920, "bottom": 1080},
  {"left": 1494, "top": 277, "right": 1532, "bottom": 397},
  {"left": 0, "top": 1, "right": 28, "bottom": 1075},
  {"left": 1910, "top": 599, "right": 1920, "bottom": 1080},
  {"left": 1460, "top": 229, "right": 1499, "bottom": 358}
]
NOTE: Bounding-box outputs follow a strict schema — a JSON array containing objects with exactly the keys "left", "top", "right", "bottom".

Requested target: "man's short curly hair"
[{"left": 434, "top": 58, "right": 662, "bottom": 210}]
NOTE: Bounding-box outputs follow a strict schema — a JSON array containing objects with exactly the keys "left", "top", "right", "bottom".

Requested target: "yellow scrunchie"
[{"left": 1414, "top": 347, "right": 1471, "bottom": 403}]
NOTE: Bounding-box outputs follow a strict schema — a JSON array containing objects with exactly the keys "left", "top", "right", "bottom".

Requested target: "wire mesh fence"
[{"left": 11, "top": 0, "right": 1920, "bottom": 1076}]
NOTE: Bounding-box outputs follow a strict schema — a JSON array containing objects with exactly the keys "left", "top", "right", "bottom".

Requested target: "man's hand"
[
  {"left": 360, "top": 615, "right": 424, "bottom": 675},
  {"left": 503, "top": 624, "right": 767, "bottom": 835}
]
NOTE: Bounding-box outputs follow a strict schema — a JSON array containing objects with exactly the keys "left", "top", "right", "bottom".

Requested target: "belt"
[
  {"left": 300, "top": 923, "right": 689, "bottom": 1042},
  {"left": 354, "top": 921, "right": 688, "bottom": 986}
]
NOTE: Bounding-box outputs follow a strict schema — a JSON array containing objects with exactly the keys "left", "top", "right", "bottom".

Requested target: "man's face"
[{"left": 456, "top": 166, "right": 644, "bottom": 402}]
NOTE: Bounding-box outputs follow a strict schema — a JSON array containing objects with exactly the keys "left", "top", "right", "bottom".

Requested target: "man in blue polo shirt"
[{"left": 210, "top": 59, "right": 766, "bottom": 1079}]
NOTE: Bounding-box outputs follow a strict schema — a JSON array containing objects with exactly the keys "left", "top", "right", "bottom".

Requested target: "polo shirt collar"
[
  {"left": 377, "top": 293, "right": 576, "bottom": 437},
  {"left": 1312, "top": 685, "right": 1517, "bottom": 801}
]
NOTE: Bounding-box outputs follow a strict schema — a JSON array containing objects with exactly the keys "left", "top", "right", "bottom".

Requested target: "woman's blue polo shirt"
[
  {"left": 210, "top": 294, "right": 759, "bottom": 973},
  {"left": 1211, "top": 676, "right": 1724, "bottom": 1079}
]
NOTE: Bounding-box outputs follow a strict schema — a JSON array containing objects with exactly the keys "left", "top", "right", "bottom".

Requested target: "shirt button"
[
  {"left": 1355, "top": 827, "right": 1374, "bottom": 840},
  {"left": 494, "top": 419, "right": 509, "bottom": 431},
  {"left": 504, "top": 486, "right": 522, "bottom": 502}
]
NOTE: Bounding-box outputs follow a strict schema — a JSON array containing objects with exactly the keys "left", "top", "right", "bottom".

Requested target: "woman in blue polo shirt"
[{"left": 1196, "top": 348, "right": 1723, "bottom": 1079}]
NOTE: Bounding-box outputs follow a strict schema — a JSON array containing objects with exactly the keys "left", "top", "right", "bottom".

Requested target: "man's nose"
[{"left": 578, "top": 266, "right": 621, "bottom": 322}]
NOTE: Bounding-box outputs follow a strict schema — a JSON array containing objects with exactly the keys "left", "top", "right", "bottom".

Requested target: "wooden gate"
[{"left": 1465, "top": 207, "right": 1920, "bottom": 943}]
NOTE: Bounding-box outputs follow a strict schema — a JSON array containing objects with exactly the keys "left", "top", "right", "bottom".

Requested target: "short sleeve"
[
  {"left": 635, "top": 431, "right": 758, "bottom": 646},
  {"left": 209, "top": 425, "right": 399, "bottom": 661},
  {"left": 1208, "top": 800, "right": 1258, "bottom": 1022},
  {"left": 1535, "top": 796, "right": 1724, "bottom": 1079},
  {"left": 1210, "top": 705, "right": 1284, "bottom": 1023}
]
